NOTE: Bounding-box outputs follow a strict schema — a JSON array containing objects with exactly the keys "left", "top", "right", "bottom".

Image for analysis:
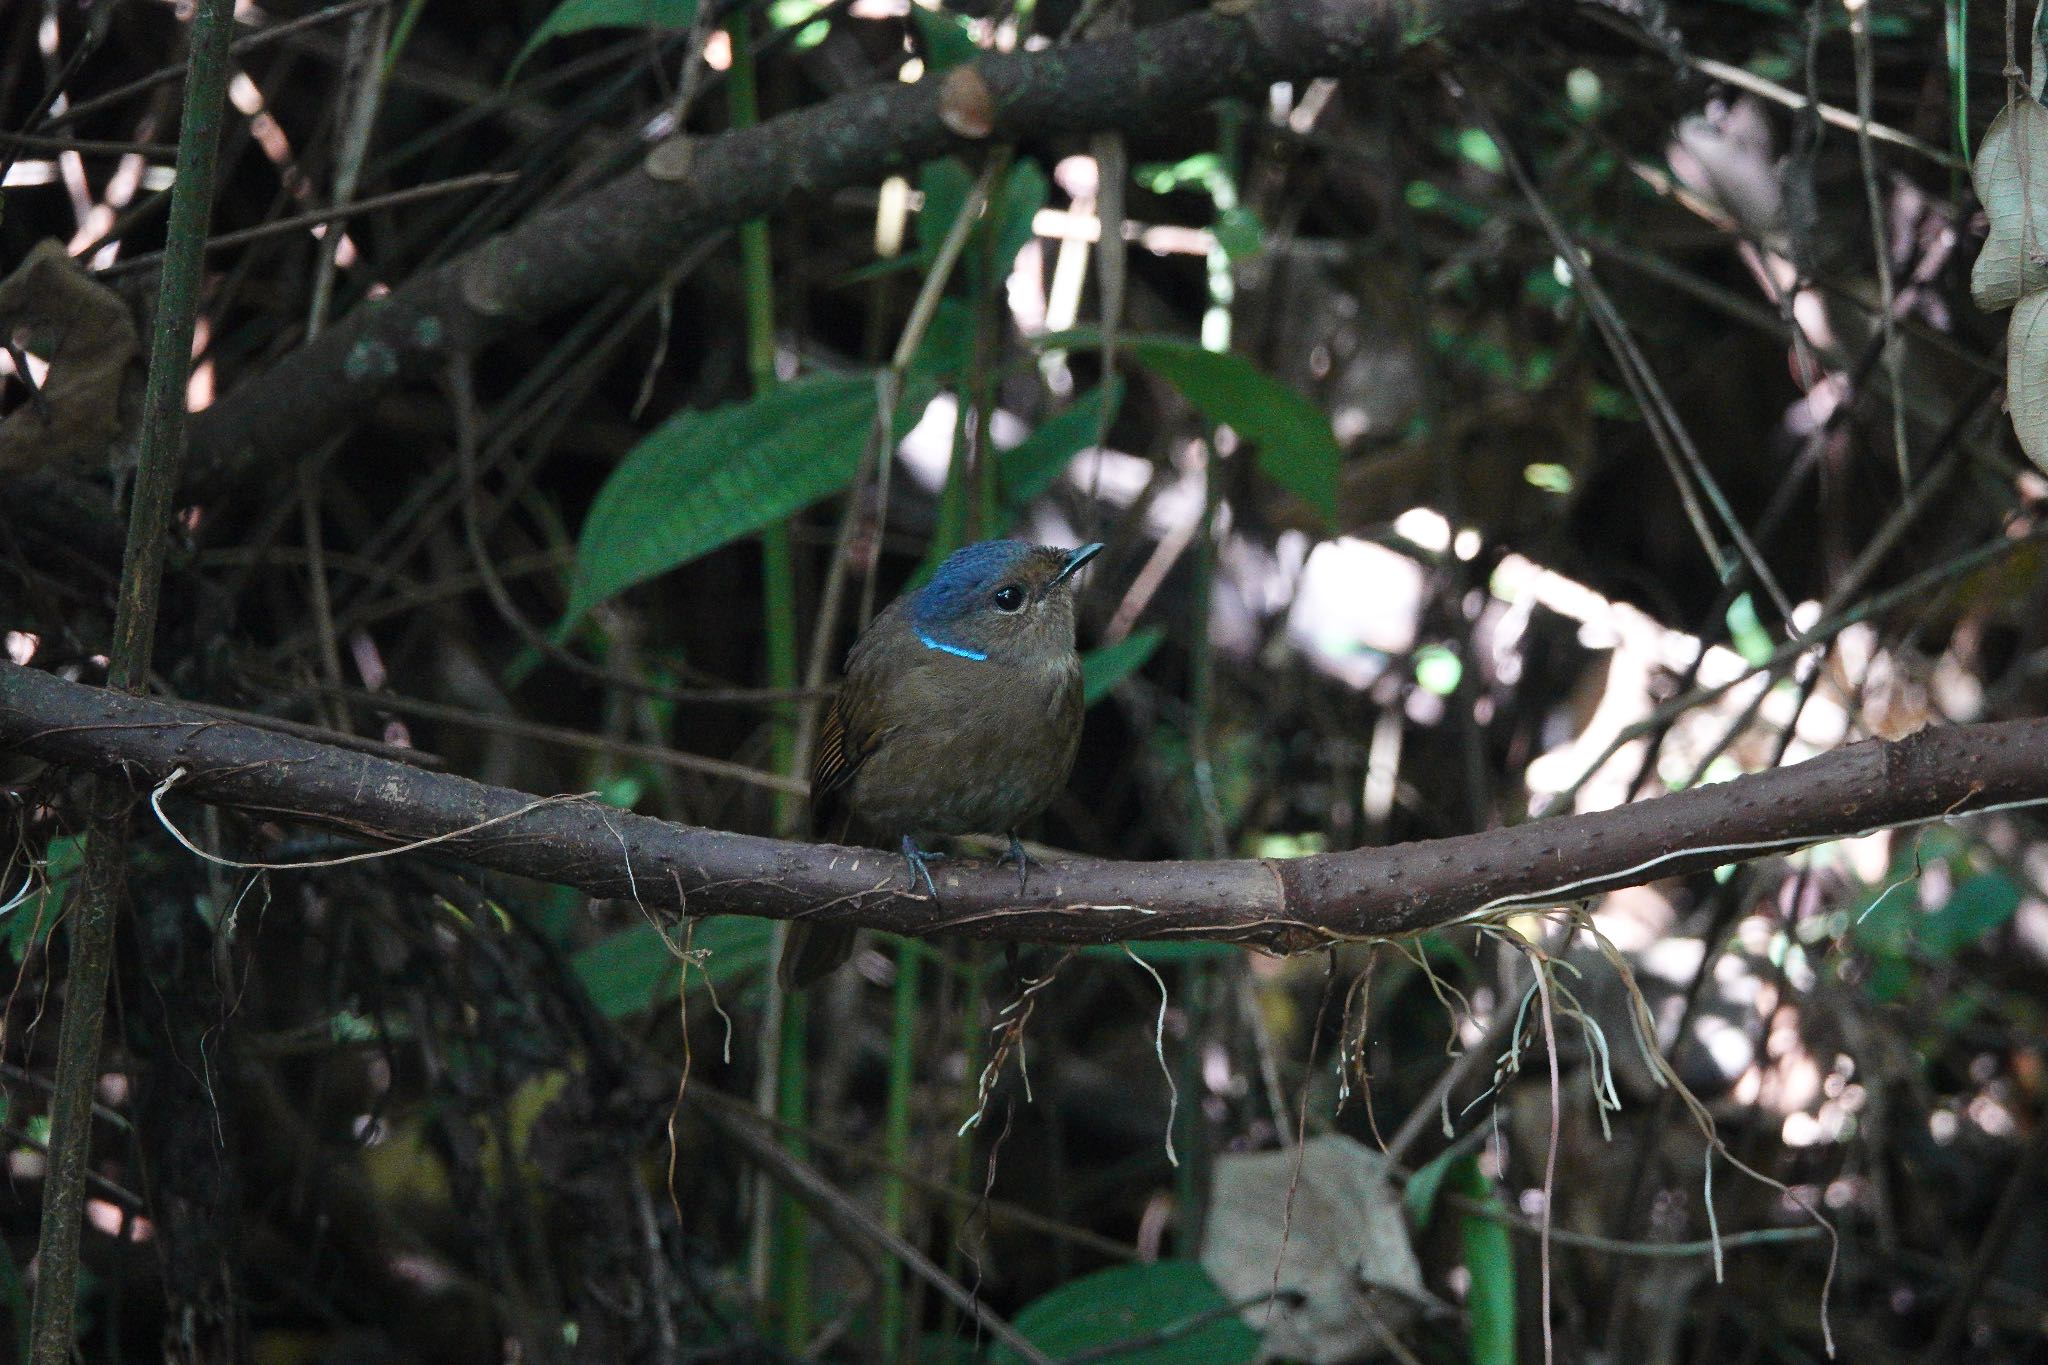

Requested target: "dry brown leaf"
[{"left": 0, "top": 239, "right": 140, "bottom": 477}]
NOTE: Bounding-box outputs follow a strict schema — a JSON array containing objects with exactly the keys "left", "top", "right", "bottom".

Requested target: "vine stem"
[{"left": 26, "top": 0, "right": 238, "bottom": 1359}]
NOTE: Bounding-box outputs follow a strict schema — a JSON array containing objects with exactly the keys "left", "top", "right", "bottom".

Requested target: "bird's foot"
[
  {"left": 901, "top": 837, "right": 946, "bottom": 899},
  {"left": 997, "top": 831, "right": 1034, "bottom": 895}
]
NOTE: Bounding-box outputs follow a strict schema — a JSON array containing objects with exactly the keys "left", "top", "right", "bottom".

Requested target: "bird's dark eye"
[{"left": 991, "top": 583, "right": 1027, "bottom": 613}]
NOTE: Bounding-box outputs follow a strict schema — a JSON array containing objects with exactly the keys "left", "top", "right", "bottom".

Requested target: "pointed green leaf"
[
  {"left": 572, "top": 917, "right": 774, "bottom": 1018},
  {"left": 1031, "top": 331, "right": 1341, "bottom": 525},
  {"left": 1081, "top": 624, "right": 1162, "bottom": 705},
  {"left": 508, "top": 0, "right": 697, "bottom": 81},
  {"left": 1126, "top": 338, "right": 1340, "bottom": 527},
  {"left": 564, "top": 372, "right": 931, "bottom": 627},
  {"left": 994, "top": 1261, "right": 1259, "bottom": 1365},
  {"left": 1000, "top": 378, "right": 1123, "bottom": 510}
]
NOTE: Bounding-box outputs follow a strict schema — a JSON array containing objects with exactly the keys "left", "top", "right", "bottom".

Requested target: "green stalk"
[
  {"left": 27, "top": 1, "right": 237, "bottom": 1360},
  {"left": 1948, "top": 0, "right": 1971, "bottom": 170},
  {"left": 968, "top": 155, "right": 1012, "bottom": 542},
  {"left": 773, "top": 989, "right": 813, "bottom": 1344},
  {"left": 730, "top": 13, "right": 811, "bottom": 1348},
  {"left": 878, "top": 943, "right": 924, "bottom": 1355},
  {"left": 939, "top": 952, "right": 987, "bottom": 1345}
]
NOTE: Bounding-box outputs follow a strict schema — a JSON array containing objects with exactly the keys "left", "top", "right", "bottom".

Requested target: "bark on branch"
[
  {"left": 183, "top": 0, "right": 1522, "bottom": 490},
  {"left": 6, "top": 662, "right": 2045, "bottom": 951}
]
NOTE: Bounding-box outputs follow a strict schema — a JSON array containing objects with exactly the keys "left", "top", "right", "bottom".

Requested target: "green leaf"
[
  {"left": 1404, "top": 1144, "right": 1461, "bottom": 1226},
  {"left": 563, "top": 372, "right": 931, "bottom": 628},
  {"left": 1970, "top": 94, "right": 2048, "bottom": 310},
  {"left": 1000, "top": 378, "right": 1123, "bottom": 510},
  {"left": 1921, "top": 871, "right": 2023, "bottom": 957},
  {"left": 1123, "top": 337, "right": 1340, "bottom": 527},
  {"left": 994, "top": 1261, "right": 1259, "bottom": 1365},
  {"left": 572, "top": 917, "right": 775, "bottom": 1018},
  {"left": 1447, "top": 1156, "right": 1517, "bottom": 1365},
  {"left": 1213, "top": 205, "right": 1265, "bottom": 263},
  {"left": 508, "top": 0, "right": 696, "bottom": 80},
  {"left": 916, "top": 156, "right": 1047, "bottom": 285},
  {"left": 909, "top": 297, "right": 977, "bottom": 383},
  {"left": 1, "top": 836, "right": 79, "bottom": 955},
  {"left": 1080, "top": 939, "right": 1238, "bottom": 964},
  {"left": 909, "top": 7, "right": 979, "bottom": 72},
  {"left": 917, "top": 158, "right": 975, "bottom": 270},
  {"left": 1081, "top": 625, "right": 1163, "bottom": 705},
  {"left": 993, "top": 158, "right": 1048, "bottom": 284},
  {"left": 1864, "top": 954, "right": 1913, "bottom": 1003}
]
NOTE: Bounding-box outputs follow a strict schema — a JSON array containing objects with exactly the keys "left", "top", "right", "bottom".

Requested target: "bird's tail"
[{"left": 778, "top": 922, "right": 856, "bottom": 989}]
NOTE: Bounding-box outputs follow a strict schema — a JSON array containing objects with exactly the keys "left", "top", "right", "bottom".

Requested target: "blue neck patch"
[{"left": 915, "top": 628, "right": 988, "bottom": 662}]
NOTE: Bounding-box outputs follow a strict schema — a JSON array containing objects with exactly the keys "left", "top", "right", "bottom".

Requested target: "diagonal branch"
[
  {"left": 7, "top": 662, "right": 2048, "bottom": 948},
  {"left": 182, "top": 0, "right": 1521, "bottom": 490}
]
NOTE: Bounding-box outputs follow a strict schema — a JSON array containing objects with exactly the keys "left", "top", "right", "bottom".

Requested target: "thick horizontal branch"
[
  {"left": 181, "top": 0, "right": 1517, "bottom": 490},
  {"left": 6, "top": 662, "right": 2047, "bottom": 950}
]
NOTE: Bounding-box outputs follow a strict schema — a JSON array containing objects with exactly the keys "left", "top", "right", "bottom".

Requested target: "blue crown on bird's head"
[{"left": 911, "top": 539, "right": 1102, "bottom": 628}]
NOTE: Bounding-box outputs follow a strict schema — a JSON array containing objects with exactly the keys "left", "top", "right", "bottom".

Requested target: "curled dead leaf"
[
  {"left": 1971, "top": 94, "right": 2048, "bottom": 311},
  {"left": 0, "top": 240, "right": 140, "bottom": 477},
  {"left": 2006, "top": 290, "right": 2048, "bottom": 471}
]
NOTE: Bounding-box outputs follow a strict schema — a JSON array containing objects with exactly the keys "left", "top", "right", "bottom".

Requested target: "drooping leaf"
[
  {"left": 508, "top": 0, "right": 696, "bottom": 80},
  {"left": 994, "top": 1261, "right": 1259, "bottom": 1365},
  {"left": 565, "top": 372, "right": 933, "bottom": 628},
  {"left": 1970, "top": 94, "right": 2048, "bottom": 310},
  {"left": 2007, "top": 289, "right": 2048, "bottom": 470},
  {"left": 1080, "top": 624, "right": 1163, "bottom": 705},
  {"left": 1123, "top": 336, "right": 1341, "bottom": 527},
  {"left": 1000, "top": 378, "right": 1123, "bottom": 510}
]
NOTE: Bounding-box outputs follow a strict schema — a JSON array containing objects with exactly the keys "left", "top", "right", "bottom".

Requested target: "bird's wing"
[
  {"left": 808, "top": 696, "right": 855, "bottom": 831},
  {"left": 809, "top": 687, "right": 890, "bottom": 840}
]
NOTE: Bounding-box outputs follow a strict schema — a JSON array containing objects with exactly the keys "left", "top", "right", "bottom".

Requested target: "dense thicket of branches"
[{"left": 3, "top": 0, "right": 2046, "bottom": 1361}]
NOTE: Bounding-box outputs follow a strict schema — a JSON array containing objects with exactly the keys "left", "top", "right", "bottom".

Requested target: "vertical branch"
[
  {"left": 1848, "top": 0, "right": 1912, "bottom": 490},
  {"left": 727, "top": 15, "right": 814, "bottom": 1350},
  {"left": 26, "top": 0, "right": 238, "bottom": 1360},
  {"left": 877, "top": 943, "right": 923, "bottom": 1355}
]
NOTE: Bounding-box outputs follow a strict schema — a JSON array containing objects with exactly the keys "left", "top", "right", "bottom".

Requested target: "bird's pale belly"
[{"left": 847, "top": 661, "right": 1080, "bottom": 838}]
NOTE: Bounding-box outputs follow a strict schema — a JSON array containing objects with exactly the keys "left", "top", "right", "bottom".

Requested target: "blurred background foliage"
[{"left": 2, "top": 0, "right": 2047, "bottom": 1359}]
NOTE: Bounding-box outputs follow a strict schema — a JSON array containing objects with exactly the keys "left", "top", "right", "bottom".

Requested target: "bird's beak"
[{"left": 1050, "top": 542, "right": 1104, "bottom": 589}]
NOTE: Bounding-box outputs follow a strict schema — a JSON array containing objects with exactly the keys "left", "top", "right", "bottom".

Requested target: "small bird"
[{"left": 778, "top": 538, "right": 1103, "bottom": 988}]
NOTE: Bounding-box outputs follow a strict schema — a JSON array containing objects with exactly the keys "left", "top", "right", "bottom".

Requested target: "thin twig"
[
  {"left": 95, "top": 171, "right": 516, "bottom": 277},
  {"left": 43, "top": 0, "right": 392, "bottom": 130}
]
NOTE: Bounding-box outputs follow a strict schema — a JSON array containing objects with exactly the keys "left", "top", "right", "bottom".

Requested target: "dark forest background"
[{"left": 2, "top": 0, "right": 2047, "bottom": 1360}]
